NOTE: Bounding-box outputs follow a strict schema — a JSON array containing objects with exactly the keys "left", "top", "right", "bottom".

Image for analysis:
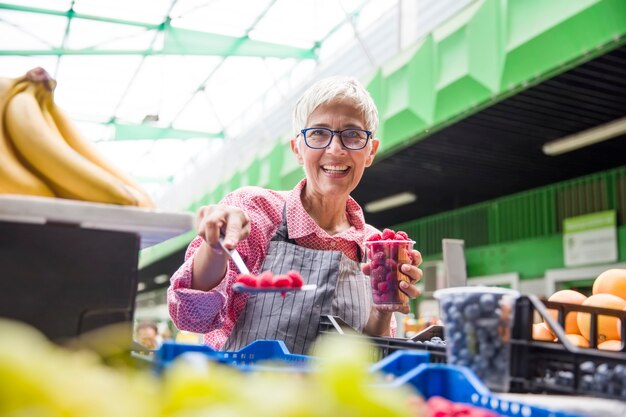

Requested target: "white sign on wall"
[{"left": 563, "top": 210, "right": 617, "bottom": 267}]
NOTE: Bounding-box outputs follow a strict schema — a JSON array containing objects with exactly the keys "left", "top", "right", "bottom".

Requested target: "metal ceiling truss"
[{"left": 0, "top": 2, "right": 316, "bottom": 58}]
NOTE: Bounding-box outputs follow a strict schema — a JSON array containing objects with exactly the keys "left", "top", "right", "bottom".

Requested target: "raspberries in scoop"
[
  {"left": 286, "top": 270, "right": 304, "bottom": 287},
  {"left": 236, "top": 273, "right": 257, "bottom": 287},
  {"left": 235, "top": 270, "right": 305, "bottom": 289}
]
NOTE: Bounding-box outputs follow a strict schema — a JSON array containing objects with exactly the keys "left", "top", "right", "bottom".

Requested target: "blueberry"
[
  {"left": 597, "top": 363, "right": 612, "bottom": 378},
  {"left": 449, "top": 309, "right": 462, "bottom": 323},
  {"left": 456, "top": 358, "right": 470, "bottom": 367},
  {"left": 458, "top": 348, "right": 470, "bottom": 361},
  {"left": 479, "top": 343, "right": 495, "bottom": 359},
  {"left": 581, "top": 374, "right": 595, "bottom": 390},
  {"left": 479, "top": 293, "right": 497, "bottom": 313},
  {"left": 493, "top": 357, "right": 509, "bottom": 373},
  {"left": 579, "top": 361, "right": 596, "bottom": 374},
  {"left": 453, "top": 296, "right": 466, "bottom": 310},
  {"left": 556, "top": 371, "right": 574, "bottom": 386},
  {"left": 463, "top": 304, "right": 480, "bottom": 321},
  {"left": 473, "top": 355, "right": 489, "bottom": 370}
]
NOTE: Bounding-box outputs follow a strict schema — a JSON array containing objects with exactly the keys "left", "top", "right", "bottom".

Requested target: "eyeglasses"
[{"left": 300, "top": 127, "right": 371, "bottom": 150}]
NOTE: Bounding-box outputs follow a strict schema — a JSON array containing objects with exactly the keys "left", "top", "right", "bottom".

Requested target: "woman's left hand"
[{"left": 362, "top": 249, "right": 423, "bottom": 314}]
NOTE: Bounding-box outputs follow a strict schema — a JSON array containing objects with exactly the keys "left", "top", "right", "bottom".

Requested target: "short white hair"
[{"left": 292, "top": 76, "right": 379, "bottom": 136}]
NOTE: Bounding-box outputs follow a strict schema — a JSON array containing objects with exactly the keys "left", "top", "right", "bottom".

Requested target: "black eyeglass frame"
[{"left": 300, "top": 127, "right": 372, "bottom": 150}]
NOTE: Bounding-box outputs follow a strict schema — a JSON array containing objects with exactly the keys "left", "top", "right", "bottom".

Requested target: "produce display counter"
[
  {"left": 318, "top": 293, "right": 626, "bottom": 417},
  {"left": 0, "top": 195, "right": 194, "bottom": 342}
]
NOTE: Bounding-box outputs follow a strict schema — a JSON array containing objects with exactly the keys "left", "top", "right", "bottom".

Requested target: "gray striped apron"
[{"left": 222, "top": 207, "right": 372, "bottom": 355}]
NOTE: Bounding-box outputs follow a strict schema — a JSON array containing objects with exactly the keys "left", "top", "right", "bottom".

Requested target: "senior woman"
[{"left": 168, "top": 76, "right": 423, "bottom": 354}]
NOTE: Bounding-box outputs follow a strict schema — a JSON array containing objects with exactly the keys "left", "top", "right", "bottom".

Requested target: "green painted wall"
[
  {"left": 410, "top": 166, "right": 626, "bottom": 279},
  {"left": 459, "top": 226, "right": 626, "bottom": 279}
]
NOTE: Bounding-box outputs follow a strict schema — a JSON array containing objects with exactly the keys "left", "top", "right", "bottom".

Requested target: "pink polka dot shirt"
[{"left": 167, "top": 178, "right": 391, "bottom": 349}]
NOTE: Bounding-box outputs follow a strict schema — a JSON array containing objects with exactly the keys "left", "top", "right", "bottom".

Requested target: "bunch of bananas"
[{"left": 0, "top": 67, "right": 153, "bottom": 207}]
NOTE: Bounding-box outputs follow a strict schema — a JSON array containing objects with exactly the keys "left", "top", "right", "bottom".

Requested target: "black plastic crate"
[
  {"left": 319, "top": 294, "right": 626, "bottom": 401},
  {"left": 318, "top": 315, "right": 446, "bottom": 362},
  {"left": 510, "top": 295, "right": 626, "bottom": 400}
]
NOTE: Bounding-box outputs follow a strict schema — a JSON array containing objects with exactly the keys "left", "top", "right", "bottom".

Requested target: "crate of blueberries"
[{"left": 319, "top": 292, "right": 626, "bottom": 401}]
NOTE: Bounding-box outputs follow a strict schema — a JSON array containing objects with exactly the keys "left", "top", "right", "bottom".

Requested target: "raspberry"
[
  {"left": 372, "top": 250, "right": 386, "bottom": 265},
  {"left": 378, "top": 292, "right": 393, "bottom": 303},
  {"left": 394, "top": 231, "right": 409, "bottom": 240},
  {"left": 286, "top": 270, "right": 304, "bottom": 288},
  {"left": 388, "top": 244, "right": 398, "bottom": 259},
  {"left": 236, "top": 274, "right": 257, "bottom": 287},
  {"left": 377, "top": 281, "right": 390, "bottom": 293},
  {"left": 272, "top": 275, "right": 291, "bottom": 287},
  {"left": 368, "top": 242, "right": 384, "bottom": 254},
  {"left": 366, "top": 232, "right": 382, "bottom": 242},
  {"left": 386, "top": 271, "right": 396, "bottom": 282},
  {"left": 385, "top": 258, "right": 398, "bottom": 270},
  {"left": 381, "top": 228, "right": 395, "bottom": 240},
  {"left": 258, "top": 271, "right": 274, "bottom": 287},
  {"left": 427, "top": 397, "right": 454, "bottom": 416},
  {"left": 371, "top": 265, "right": 386, "bottom": 282}
]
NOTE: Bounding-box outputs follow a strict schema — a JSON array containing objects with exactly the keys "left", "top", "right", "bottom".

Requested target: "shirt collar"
[{"left": 286, "top": 178, "right": 366, "bottom": 240}]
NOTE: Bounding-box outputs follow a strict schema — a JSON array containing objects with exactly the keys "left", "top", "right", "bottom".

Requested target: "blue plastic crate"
[
  {"left": 155, "top": 339, "right": 310, "bottom": 372},
  {"left": 370, "top": 349, "right": 431, "bottom": 377},
  {"left": 390, "top": 363, "right": 583, "bottom": 417}
]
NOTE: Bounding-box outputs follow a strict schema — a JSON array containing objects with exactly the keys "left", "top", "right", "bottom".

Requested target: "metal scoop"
[
  {"left": 219, "top": 239, "right": 316, "bottom": 294},
  {"left": 218, "top": 238, "right": 250, "bottom": 275}
]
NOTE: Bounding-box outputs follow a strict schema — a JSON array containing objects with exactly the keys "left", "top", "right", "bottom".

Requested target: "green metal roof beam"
[
  {"left": 0, "top": 48, "right": 314, "bottom": 57},
  {"left": 110, "top": 122, "right": 224, "bottom": 140},
  {"left": 163, "top": 26, "right": 316, "bottom": 58},
  {"left": 0, "top": 30, "right": 316, "bottom": 58},
  {"left": 0, "top": 4, "right": 316, "bottom": 59},
  {"left": 0, "top": 3, "right": 161, "bottom": 29}
]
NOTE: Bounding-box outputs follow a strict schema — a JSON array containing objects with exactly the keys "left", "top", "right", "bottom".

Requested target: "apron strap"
[{"left": 271, "top": 204, "right": 297, "bottom": 244}]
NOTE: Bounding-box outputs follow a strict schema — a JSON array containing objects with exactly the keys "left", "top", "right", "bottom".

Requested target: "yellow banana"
[
  {"left": 42, "top": 93, "right": 154, "bottom": 208},
  {"left": 0, "top": 79, "right": 55, "bottom": 197},
  {"left": 0, "top": 77, "right": 13, "bottom": 97},
  {"left": 5, "top": 82, "right": 139, "bottom": 206}
]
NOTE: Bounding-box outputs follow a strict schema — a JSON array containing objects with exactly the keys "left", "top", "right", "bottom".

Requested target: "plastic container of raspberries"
[{"left": 365, "top": 229, "right": 415, "bottom": 306}]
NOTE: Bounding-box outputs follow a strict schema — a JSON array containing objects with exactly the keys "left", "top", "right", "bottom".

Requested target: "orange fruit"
[
  {"left": 593, "top": 269, "right": 626, "bottom": 299},
  {"left": 532, "top": 322, "right": 554, "bottom": 341},
  {"left": 544, "top": 290, "right": 587, "bottom": 334},
  {"left": 562, "top": 333, "right": 590, "bottom": 348},
  {"left": 577, "top": 293, "right": 626, "bottom": 343},
  {"left": 598, "top": 339, "right": 623, "bottom": 351}
]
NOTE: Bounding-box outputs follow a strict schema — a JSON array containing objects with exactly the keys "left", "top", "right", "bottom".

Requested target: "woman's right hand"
[
  {"left": 196, "top": 204, "right": 251, "bottom": 251},
  {"left": 191, "top": 205, "right": 250, "bottom": 291}
]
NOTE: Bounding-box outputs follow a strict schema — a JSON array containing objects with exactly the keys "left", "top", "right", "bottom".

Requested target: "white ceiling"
[{"left": 0, "top": 0, "right": 396, "bottom": 204}]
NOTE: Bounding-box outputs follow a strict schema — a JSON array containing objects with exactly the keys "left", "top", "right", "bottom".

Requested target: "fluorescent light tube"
[
  {"left": 543, "top": 117, "right": 626, "bottom": 156},
  {"left": 364, "top": 192, "right": 417, "bottom": 213}
]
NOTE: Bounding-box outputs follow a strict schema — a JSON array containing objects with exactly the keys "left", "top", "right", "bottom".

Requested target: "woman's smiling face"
[{"left": 291, "top": 99, "right": 379, "bottom": 200}]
